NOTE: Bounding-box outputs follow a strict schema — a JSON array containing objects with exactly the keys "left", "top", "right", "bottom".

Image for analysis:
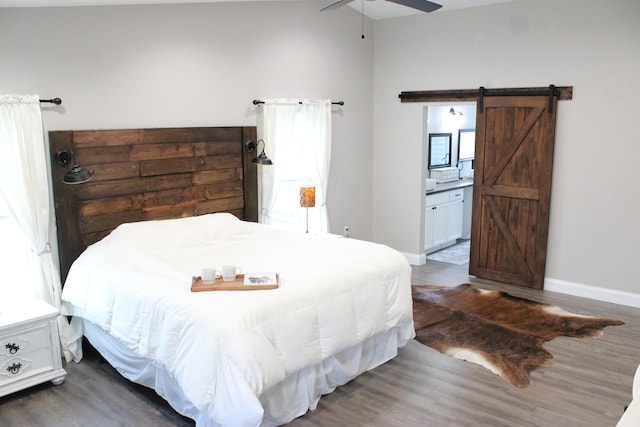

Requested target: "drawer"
[
  {"left": 0, "top": 348, "right": 56, "bottom": 387},
  {"left": 426, "top": 192, "right": 450, "bottom": 207},
  {"left": 0, "top": 323, "right": 51, "bottom": 360},
  {"left": 449, "top": 190, "right": 464, "bottom": 202},
  {"left": 426, "top": 190, "right": 464, "bottom": 207}
]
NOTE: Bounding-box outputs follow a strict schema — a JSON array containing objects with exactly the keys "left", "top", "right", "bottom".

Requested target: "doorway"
[
  {"left": 423, "top": 103, "right": 476, "bottom": 266},
  {"left": 409, "top": 85, "right": 569, "bottom": 289}
]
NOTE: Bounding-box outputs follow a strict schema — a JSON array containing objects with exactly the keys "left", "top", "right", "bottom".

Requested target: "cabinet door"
[
  {"left": 446, "top": 199, "right": 464, "bottom": 241},
  {"left": 424, "top": 206, "right": 434, "bottom": 251},
  {"left": 462, "top": 186, "right": 473, "bottom": 239},
  {"left": 431, "top": 204, "right": 448, "bottom": 247}
]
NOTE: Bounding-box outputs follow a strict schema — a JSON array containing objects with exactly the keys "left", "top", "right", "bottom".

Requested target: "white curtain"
[
  {"left": 0, "top": 94, "right": 80, "bottom": 362},
  {"left": 258, "top": 99, "right": 332, "bottom": 232},
  {"left": 258, "top": 100, "right": 298, "bottom": 225},
  {"left": 299, "top": 100, "right": 332, "bottom": 232}
]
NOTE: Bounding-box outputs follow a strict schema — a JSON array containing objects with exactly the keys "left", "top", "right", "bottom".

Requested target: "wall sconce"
[
  {"left": 55, "top": 149, "right": 93, "bottom": 184},
  {"left": 245, "top": 139, "right": 273, "bottom": 165},
  {"left": 300, "top": 185, "right": 315, "bottom": 233}
]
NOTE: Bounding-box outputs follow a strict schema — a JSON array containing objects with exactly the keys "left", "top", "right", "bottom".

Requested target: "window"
[
  {"left": 268, "top": 110, "right": 319, "bottom": 231},
  {"left": 0, "top": 196, "right": 32, "bottom": 300},
  {"left": 259, "top": 99, "right": 331, "bottom": 233}
]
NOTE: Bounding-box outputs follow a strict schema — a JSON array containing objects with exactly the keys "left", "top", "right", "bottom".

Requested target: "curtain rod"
[
  {"left": 252, "top": 99, "right": 344, "bottom": 106},
  {"left": 40, "top": 98, "right": 62, "bottom": 105}
]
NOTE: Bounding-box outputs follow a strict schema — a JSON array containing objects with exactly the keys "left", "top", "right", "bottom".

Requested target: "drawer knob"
[
  {"left": 6, "top": 362, "right": 22, "bottom": 375},
  {"left": 6, "top": 343, "right": 20, "bottom": 354}
]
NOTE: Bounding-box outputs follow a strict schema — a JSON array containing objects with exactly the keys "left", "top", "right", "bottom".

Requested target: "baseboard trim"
[
  {"left": 407, "top": 251, "right": 640, "bottom": 308},
  {"left": 544, "top": 278, "right": 640, "bottom": 308},
  {"left": 403, "top": 252, "right": 425, "bottom": 266}
]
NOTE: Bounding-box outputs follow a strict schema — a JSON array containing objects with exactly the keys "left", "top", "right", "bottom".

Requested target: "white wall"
[
  {"left": 372, "top": 0, "right": 640, "bottom": 303},
  {"left": 0, "top": 1, "right": 374, "bottom": 239},
  {"left": 3, "top": 0, "right": 639, "bottom": 305}
]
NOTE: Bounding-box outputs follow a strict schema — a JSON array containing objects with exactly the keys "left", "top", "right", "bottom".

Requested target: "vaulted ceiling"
[{"left": 0, "top": 0, "right": 517, "bottom": 20}]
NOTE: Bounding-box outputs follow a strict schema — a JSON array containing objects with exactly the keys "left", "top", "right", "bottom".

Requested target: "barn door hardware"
[
  {"left": 399, "top": 86, "right": 571, "bottom": 105},
  {"left": 547, "top": 84, "right": 557, "bottom": 113},
  {"left": 478, "top": 85, "right": 559, "bottom": 114}
]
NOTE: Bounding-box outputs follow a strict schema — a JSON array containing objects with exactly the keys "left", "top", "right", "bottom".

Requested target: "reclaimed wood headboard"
[{"left": 49, "top": 126, "right": 258, "bottom": 283}]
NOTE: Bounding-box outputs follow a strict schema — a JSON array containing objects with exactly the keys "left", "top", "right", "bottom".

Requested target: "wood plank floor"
[{"left": 1, "top": 260, "right": 638, "bottom": 426}]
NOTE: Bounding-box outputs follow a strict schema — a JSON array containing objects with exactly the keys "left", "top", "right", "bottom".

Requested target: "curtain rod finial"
[{"left": 39, "top": 98, "right": 62, "bottom": 105}]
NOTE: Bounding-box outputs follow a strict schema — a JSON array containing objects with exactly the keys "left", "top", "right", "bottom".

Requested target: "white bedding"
[{"left": 61, "top": 213, "right": 414, "bottom": 426}]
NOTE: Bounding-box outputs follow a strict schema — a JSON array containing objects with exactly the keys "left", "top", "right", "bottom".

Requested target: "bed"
[{"left": 50, "top": 126, "right": 415, "bottom": 426}]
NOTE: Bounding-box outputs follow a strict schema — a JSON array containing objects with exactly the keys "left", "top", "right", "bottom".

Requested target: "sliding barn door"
[{"left": 469, "top": 95, "right": 557, "bottom": 289}]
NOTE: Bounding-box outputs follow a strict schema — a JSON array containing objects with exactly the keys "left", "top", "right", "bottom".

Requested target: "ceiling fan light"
[
  {"left": 321, "top": 0, "right": 442, "bottom": 14},
  {"left": 384, "top": 0, "right": 442, "bottom": 13}
]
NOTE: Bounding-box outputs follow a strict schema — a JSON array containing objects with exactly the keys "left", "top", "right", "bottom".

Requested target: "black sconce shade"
[
  {"left": 55, "top": 149, "right": 94, "bottom": 184},
  {"left": 245, "top": 139, "right": 273, "bottom": 165}
]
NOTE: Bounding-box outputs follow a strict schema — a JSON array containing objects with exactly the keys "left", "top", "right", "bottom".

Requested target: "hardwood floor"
[
  {"left": 291, "top": 262, "right": 640, "bottom": 426},
  {"left": 1, "top": 260, "right": 637, "bottom": 426},
  {"left": 0, "top": 343, "right": 194, "bottom": 427}
]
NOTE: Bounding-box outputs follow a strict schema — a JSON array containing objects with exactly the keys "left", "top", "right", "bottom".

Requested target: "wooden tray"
[{"left": 191, "top": 274, "right": 279, "bottom": 292}]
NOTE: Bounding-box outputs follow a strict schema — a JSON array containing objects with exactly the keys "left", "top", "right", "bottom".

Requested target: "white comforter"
[{"left": 61, "top": 213, "right": 414, "bottom": 426}]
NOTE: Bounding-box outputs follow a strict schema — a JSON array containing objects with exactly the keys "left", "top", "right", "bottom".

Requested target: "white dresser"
[{"left": 0, "top": 299, "right": 67, "bottom": 397}]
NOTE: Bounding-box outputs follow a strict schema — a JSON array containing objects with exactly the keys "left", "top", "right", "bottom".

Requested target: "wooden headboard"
[{"left": 49, "top": 126, "right": 258, "bottom": 283}]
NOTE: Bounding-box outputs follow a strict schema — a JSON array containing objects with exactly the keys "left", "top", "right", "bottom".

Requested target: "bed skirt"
[{"left": 80, "top": 318, "right": 414, "bottom": 426}]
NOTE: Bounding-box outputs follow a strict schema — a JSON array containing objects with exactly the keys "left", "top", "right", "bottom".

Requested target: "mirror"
[
  {"left": 458, "top": 128, "right": 475, "bottom": 162},
  {"left": 428, "top": 133, "right": 452, "bottom": 169}
]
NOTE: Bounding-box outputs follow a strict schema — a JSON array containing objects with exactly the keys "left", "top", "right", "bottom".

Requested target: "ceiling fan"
[{"left": 321, "top": 0, "right": 443, "bottom": 14}]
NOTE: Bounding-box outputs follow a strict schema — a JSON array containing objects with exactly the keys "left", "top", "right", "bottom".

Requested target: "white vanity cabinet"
[
  {"left": 461, "top": 185, "right": 473, "bottom": 239},
  {"left": 424, "top": 189, "right": 464, "bottom": 253},
  {"left": 0, "top": 299, "right": 67, "bottom": 397}
]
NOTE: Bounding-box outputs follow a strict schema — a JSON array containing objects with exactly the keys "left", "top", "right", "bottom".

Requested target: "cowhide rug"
[{"left": 412, "top": 283, "right": 624, "bottom": 388}]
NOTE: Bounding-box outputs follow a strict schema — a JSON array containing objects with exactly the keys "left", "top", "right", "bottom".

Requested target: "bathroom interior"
[{"left": 423, "top": 103, "right": 476, "bottom": 265}]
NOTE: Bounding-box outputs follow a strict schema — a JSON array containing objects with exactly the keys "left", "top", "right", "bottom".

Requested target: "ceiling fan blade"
[
  {"left": 386, "top": 0, "right": 442, "bottom": 13},
  {"left": 321, "top": 0, "right": 356, "bottom": 12}
]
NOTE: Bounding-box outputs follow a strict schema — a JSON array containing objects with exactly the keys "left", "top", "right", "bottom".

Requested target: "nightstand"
[{"left": 0, "top": 299, "right": 67, "bottom": 397}]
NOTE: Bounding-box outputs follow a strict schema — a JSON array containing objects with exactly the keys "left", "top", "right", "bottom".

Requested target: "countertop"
[{"left": 426, "top": 178, "right": 474, "bottom": 196}]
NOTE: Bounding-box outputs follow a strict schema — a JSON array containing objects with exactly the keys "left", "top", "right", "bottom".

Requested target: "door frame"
[{"left": 404, "top": 85, "right": 572, "bottom": 289}]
